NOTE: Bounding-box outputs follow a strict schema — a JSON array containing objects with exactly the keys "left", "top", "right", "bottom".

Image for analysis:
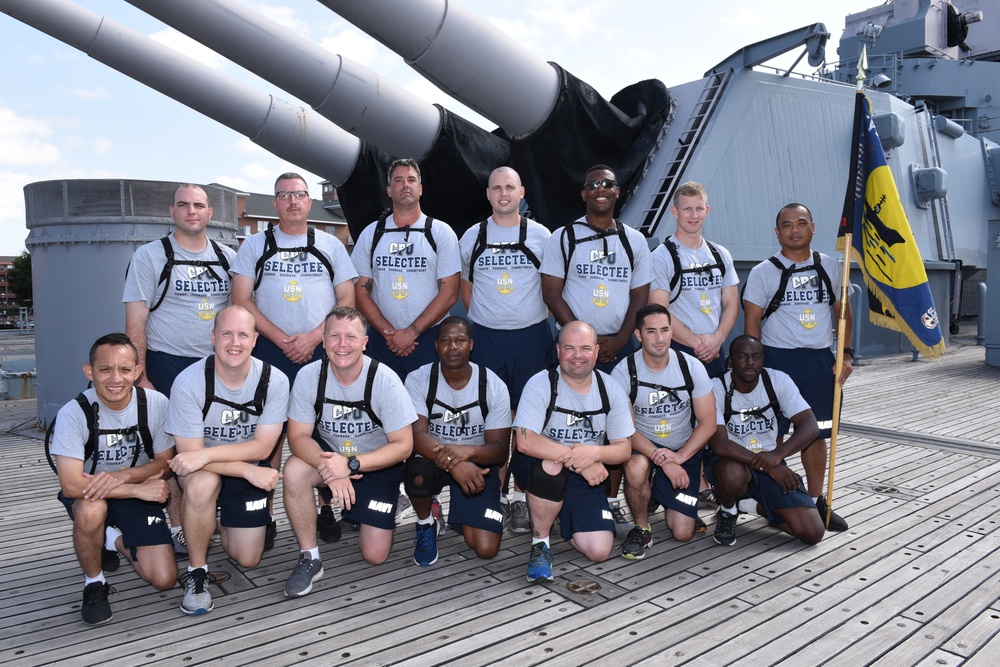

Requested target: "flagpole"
[{"left": 826, "top": 48, "right": 867, "bottom": 529}]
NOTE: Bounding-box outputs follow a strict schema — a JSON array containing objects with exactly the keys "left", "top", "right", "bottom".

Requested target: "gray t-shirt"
[
  {"left": 165, "top": 357, "right": 290, "bottom": 456},
  {"left": 288, "top": 356, "right": 417, "bottom": 456},
  {"left": 230, "top": 226, "right": 357, "bottom": 335},
  {"left": 351, "top": 213, "right": 461, "bottom": 330},
  {"left": 50, "top": 388, "right": 172, "bottom": 474},
  {"left": 405, "top": 362, "right": 512, "bottom": 447},
  {"left": 611, "top": 349, "right": 713, "bottom": 451},
  {"left": 122, "top": 234, "right": 237, "bottom": 357},
  {"left": 743, "top": 251, "right": 843, "bottom": 349},
  {"left": 514, "top": 369, "right": 635, "bottom": 446},
  {"left": 459, "top": 217, "right": 551, "bottom": 329},
  {"left": 712, "top": 369, "right": 809, "bottom": 453},
  {"left": 650, "top": 236, "right": 738, "bottom": 336},
  {"left": 540, "top": 218, "right": 651, "bottom": 335}
]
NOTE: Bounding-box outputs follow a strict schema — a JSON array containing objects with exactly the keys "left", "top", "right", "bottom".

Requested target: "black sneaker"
[
  {"left": 81, "top": 581, "right": 113, "bottom": 626},
  {"left": 816, "top": 496, "right": 849, "bottom": 532},
  {"left": 620, "top": 526, "right": 653, "bottom": 560},
  {"left": 264, "top": 519, "right": 277, "bottom": 551},
  {"left": 713, "top": 509, "right": 738, "bottom": 546},
  {"left": 694, "top": 516, "right": 707, "bottom": 533},
  {"left": 317, "top": 506, "right": 341, "bottom": 543},
  {"left": 101, "top": 548, "right": 119, "bottom": 573},
  {"left": 647, "top": 496, "right": 661, "bottom": 516},
  {"left": 699, "top": 488, "right": 718, "bottom": 506}
]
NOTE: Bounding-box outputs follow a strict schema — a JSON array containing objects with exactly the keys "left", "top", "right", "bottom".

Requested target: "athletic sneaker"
[
  {"left": 609, "top": 501, "right": 631, "bottom": 538},
  {"left": 284, "top": 553, "right": 324, "bottom": 598},
  {"left": 264, "top": 519, "right": 277, "bottom": 552},
  {"left": 509, "top": 500, "right": 531, "bottom": 534},
  {"left": 394, "top": 494, "right": 413, "bottom": 524},
  {"left": 694, "top": 516, "right": 707, "bottom": 533},
  {"left": 412, "top": 523, "right": 439, "bottom": 567},
  {"left": 526, "top": 542, "right": 553, "bottom": 582},
  {"left": 179, "top": 568, "right": 214, "bottom": 615},
  {"left": 172, "top": 528, "right": 188, "bottom": 557},
  {"left": 430, "top": 498, "right": 446, "bottom": 535},
  {"left": 621, "top": 526, "right": 653, "bottom": 560},
  {"left": 713, "top": 509, "right": 738, "bottom": 547},
  {"left": 317, "top": 505, "right": 342, "bottom": 543},
  {"left": 699, "top": 488, "right": 718, "bottom": 506},
  {"left": 647, "top": 496, "right": 661, "bottom": 516},
  {"left": 101, "top": 548, "right": 119, "bottom": 573},
  {"left": 81, "top": 581, "right": 113, "bottom": 626},
  {"left": 816, "top": 496, "right": 849, "bottom": 531}
]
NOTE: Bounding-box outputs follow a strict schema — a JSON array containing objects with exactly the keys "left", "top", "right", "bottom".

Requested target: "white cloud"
[
  {"left": 92, "top": 138, "right": 113, "bottom": 155},
  {"left": 720, "top": 8, "right": 767, "bottom": 27},
  {"left": 318, "top": 28, "right": 400, "bottom": 75},
  {"left": 249, "top": 3, "right": 313, "bottom": 36},
  {"left": 68, "top": 87, "right": 109, "bottom": 101},
  {"left": 149, "top": 29, "right": 228, "bottom": 70},
  {"left": 0, "top": 108, "right": 60, "bottom": 167},
  {"left": 232, "top": 137, "right": 269, "bottom": 155}
]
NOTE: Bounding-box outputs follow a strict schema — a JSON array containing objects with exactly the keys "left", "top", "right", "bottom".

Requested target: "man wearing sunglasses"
[{"left": 540, "top": 165, "right": 652, "bottom": 536}]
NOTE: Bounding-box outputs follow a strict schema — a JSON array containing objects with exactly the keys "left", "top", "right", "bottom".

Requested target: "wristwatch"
[
  {"left": 843, "top": 346, "right": 855, "bottom": 358},
  {"left": 347, "top": 456, "right": 361, "bottom": 473}
]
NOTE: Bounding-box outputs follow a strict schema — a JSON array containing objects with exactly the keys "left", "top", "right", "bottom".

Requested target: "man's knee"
[
  {"left": 404, "top": 456, "right": 437, "bottom": 498},
  {"left": 624, "top": 454, "right": 651, "bottom": 483},
  {"left": 527, "top": 459, "right": 568, "bottom": 502},
  {"left": 71, "top": 498, "right": 107, "bottom": 531},
  {"left": 181, "top": 471, "right": 221, "bottom": 506}
]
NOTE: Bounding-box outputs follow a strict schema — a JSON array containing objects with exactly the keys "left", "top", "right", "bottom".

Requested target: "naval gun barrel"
[
  {"left": 0, "top": 0, "right": 361, "bottom": 185},
  {"left": 126, "top": 0, "right": 510, "bottom": 236},
  {"left": 320, "top": 0, "right": 671, "bottom": 227}
]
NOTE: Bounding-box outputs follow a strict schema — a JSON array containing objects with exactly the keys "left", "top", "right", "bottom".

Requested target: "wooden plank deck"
[{"left": 2, "top": 340, "right": 1000, "bottom": 666}]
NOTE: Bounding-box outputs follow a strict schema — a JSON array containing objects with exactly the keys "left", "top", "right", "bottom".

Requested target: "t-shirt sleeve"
[
  {"left": 433, "top": 222, "right": 462, "bottom": 280},
  {"left": 484, "top": 371, "right": 512, "bottom": 431},
  {"left": 260, "top": 367, "right": 290, "bottom": 426}
]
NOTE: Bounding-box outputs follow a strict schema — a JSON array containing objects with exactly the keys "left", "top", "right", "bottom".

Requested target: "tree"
[{"left": 7, "top": 251, "right": 32, "bottom": 307}]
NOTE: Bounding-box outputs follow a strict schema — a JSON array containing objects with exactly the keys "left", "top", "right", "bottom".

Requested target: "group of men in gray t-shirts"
[{"left": 50, "top": 162, "right": 852, "bottom": 626}]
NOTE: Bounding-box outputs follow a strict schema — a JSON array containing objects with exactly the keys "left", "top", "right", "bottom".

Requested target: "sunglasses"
[{"left": 583, "top": 179, "right": 618, "bottom": 191}]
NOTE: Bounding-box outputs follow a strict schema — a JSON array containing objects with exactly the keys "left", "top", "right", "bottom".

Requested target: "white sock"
[
  {"left": 417, "top": 515, "right": 435, "bottom": 526},
  {"left": 531, "top": 536, "right": 550, "bottom": 548},
  {"left": 721, "top": 505, "right": 738, "bottom": 515},
  {"left": 811, "top": 496, "right": 819, "bottom": 505},
  {"left": 432, "top": 494, "right": 441, "bottom": 503},
  {"left": 304, "top": 547, "right": 320, "bottom": 560},
  {"left": 170, "top": 525, "right": 182, "bottom": 536},
  {"left": 188, "top": 564, "right": 207, "bottom": 573},
  {"left": 607, "top": 497, "right": 619, "bottom": 507},
  {"left": 84, "top": 572, "right": 106, "bottom": 586},
  {"left": 511, "top": 491, "right": 526, "bottom": 503},
  {"left": 738, "top": 499, "right": 759, "bottom": 515},
  {"left": 104, "top": 526, "right": 122, "bottom": 551}
]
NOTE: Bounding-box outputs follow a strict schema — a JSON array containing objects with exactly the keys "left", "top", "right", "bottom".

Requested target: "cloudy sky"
[{"left": 0, "top": 0, "right": 879, "bottom": 255}]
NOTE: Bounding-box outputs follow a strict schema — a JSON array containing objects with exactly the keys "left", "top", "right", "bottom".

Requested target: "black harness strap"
[
  {"left": 314, "top": 359, "right": 383, "bottom": 443},
  {"left": 253, "top": 224, "right": 335, "bottom": 290},
  {"left": 201, "top": 358, "right": 272, "bottom": 419},
  {"left": 662, "top": 238, "right": 726, "bottom": 303},
  {"left": 369, "top": 212, "right": 437, "bottom": 267},
  {"left": 425, "top": 362, "right": 491, "bottom": 425},
  {"left": 560, "top": 220, "right": 635, "bottom": 279},
  {"left": 744, "top": 252, "right": 835, "bottom": 320},
  {"left": 125, "top": 236, "right": 231, "bottom": 313},
  {"left": 544, "top": 367, "right": 610, "bottom": 429},
  {"left": 467, "top": 216, "right": 541, "bottom": 283},
  {"left": 722, "top": 369, "right": 780, "bottom": 426}
]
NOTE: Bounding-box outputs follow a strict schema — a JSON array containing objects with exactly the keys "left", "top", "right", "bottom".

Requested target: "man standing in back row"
[
  {"left": 648, "top": 181, "right": 738, "bottom": 378},
  {"left": 742, "top": 203, "right": 852, "bottom": 532},
  {"left": 352, "top": 158, "right": 461, "bottom": 380}
]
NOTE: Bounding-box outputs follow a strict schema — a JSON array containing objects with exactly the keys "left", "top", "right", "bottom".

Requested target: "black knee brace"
[
  {"left": 403, "top": 456, "right": 437, "bottom": 498},
  {"left": 527, "top": 459, "right": 568, "bottom": 502}
]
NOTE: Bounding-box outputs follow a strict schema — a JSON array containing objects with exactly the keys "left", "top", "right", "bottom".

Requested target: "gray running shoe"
[
  {"left": 609, "top": 501, "right": 631, "bottom": 538},
  {"left": 509, "top": 500, "right": 531, "bottom": 534},
  {"left": 179, "top": 568, "right": 214, "bottom": 615},
  {"left": 284, "top": 553, "right": 324, "bottom": 598}
]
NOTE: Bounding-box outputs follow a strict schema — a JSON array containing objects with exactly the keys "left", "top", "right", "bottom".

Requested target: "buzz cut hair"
[
  {"left": 89, "top": 333, "right": 138, "bottom": 367},
  {"left": 775, "top": 202, "right": 813, "bottom": 227},
  {"left": 325, "top": 306, "right": 369, "bottom": 332},
  {"left": 274, "top": 172, "right": 308, "bottom": 194}
]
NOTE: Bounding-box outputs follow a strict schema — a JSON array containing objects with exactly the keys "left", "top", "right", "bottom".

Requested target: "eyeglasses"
[
  {"left": 583, "top": 179, "right": 618, "bottom": 191},
  {"left": 275, "top": 190, "right": 309, "bottom": 200}
]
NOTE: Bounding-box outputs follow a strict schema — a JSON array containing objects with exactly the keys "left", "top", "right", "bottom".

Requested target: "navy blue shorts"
[
  {"left": 58, "top": 491, "right": 171, "bottom": 552},
  {"left": 650, "top": 448, "right": 703, "bottom": 519},
  {"left": 253, "top": 334, "right": 323, "bottom": 384},
  {"left": 704, "top": 452, "right": 814, "bottom": 527},
  {"left": 471, "top": 320, "right": 554, "bottom": 407},
  {"left": 340, "top": 463, "right": 405, "bottom": 530},
  {"left": 145, "top": 349, "right": 200, "bottom": 397},
  {"left": 219, "top": 472, "right": 271, "bottom": 528},
  {"left": 671, "top": 341, "right": 725, "bottom": 379},
  {"left": 764, "top": 346, "right": 835, "bottom": 439},
  {"left": 445, "top": 465, "right": 504, "bottom": 535},
  {"left": 512, "top": 455, "right": 615, "bottom": 540},
  {"left": 364, "top": 325, "right": 440, "bottom": 381}
]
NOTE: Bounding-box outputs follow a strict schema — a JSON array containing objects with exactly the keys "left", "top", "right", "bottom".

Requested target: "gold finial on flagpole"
[{"left": 857, "top": 45, "right": 868, "bottom": 91}]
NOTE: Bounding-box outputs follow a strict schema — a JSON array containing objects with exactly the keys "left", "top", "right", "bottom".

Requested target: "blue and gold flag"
[{"left": 837, "top": 92, "right": 945, "bottom": 359}]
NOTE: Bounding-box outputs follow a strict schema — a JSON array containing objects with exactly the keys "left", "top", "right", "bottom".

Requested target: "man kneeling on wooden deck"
[
  {"left": 49, "top": 333, "right": 177, "bottom": 626},
  {"left": 707, "top": 335, "right": 826, "bottom": 547},
  {"left": 282, "top": 307, "right": 415, "bottom": 598},
  {"left": 402, "top": 316, "right": 512, "bottom": 566}
]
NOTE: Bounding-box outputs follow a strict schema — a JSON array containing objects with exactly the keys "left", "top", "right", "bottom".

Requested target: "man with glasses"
[
  {"left": 351, "top": 158, "right": 461, "bottom": 380},
  {"left": 540, "top": 165, "right": 652, "bottom": 536},
  {"left": 231, "top": 172, "right": 358, "bottom": 546}
]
